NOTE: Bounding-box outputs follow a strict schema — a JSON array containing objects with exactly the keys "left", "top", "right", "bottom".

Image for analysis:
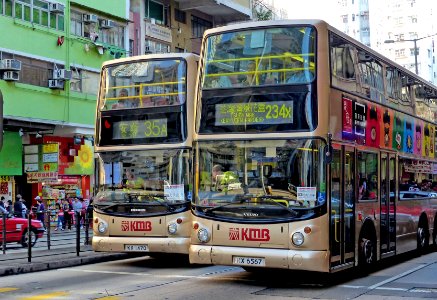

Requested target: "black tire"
[
  {"left": 21, "top": 229, "right": 37, "bottom": 248},
  {"left": 358, "top": 233, "right": 376, "bottom": 273},
  {"left": 417, "top": 223, "right": 429, "bottom": 254}
]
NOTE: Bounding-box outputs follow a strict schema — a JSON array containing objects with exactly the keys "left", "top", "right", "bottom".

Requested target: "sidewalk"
[{"left": 0, "top": 231, "right": 129, "bottom": 277}]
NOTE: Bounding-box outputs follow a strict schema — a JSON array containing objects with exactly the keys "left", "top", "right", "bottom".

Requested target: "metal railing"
[{"left": 0, "top": 209, "right": 93, "bottom": 261}]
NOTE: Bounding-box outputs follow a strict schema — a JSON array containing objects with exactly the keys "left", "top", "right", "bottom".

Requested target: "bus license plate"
[
  {"left": 124, "top": 244, "right": 149, "bottom": 252},
  {"left": 233, "top": 256, "right": 265, "bottom": 266}
]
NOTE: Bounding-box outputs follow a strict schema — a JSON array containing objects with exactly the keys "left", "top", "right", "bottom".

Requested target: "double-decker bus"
[
  {"left": 93, "top": 53, "right": 198, "bottom": 255},
  {"left": 190, "top": 20, "right": 437, "bottom": 272}
]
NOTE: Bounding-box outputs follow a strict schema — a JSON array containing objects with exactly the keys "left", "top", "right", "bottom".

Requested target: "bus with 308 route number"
[
  {"left": 92, "top": 53, "right": 198, "bottom": 256},
  {"left": 189, "top": 19, "right": 437, "bottom": 272}
]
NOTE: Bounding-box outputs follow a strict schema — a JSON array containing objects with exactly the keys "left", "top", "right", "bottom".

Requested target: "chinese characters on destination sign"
[
  {"left": 215, "top": 101, "right": 293, "bottom": 126},
  {"left": 113, "top": 119, "right": 167, "bottom": 139}
]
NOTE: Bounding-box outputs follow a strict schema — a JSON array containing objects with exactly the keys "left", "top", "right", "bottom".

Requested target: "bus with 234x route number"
[{"left": 189, "top": 19, "right": 437, "bottom": 272}]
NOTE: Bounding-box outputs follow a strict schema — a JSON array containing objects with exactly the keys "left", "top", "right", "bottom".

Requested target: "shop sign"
[
  {"left": 145, "top": 22, "right": 172, "bottom": 43},
  {"left": 24, "top": 143, "right": 59, "bottom": 173},
  {"left": 27, "top": 172, "right": 59, "bottom": 183}
]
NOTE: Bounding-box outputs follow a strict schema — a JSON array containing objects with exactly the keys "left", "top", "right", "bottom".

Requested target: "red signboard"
[
  {"left": 229, "top": 228, "right": 270, "bottom": 241},
  {"left": 121, "top": 220, "right": 152, "bottom": 232}
]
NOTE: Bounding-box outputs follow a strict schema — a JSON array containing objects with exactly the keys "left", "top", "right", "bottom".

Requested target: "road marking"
[
  {"left": 95, "top": 297, "right": 121, "bottom": 300},
  {"left": 367, "top": 263, "right": 429, "bottom": 290},
  {"left": 20, "top": 291, "right": 69, "bottom": 300},
  {"left": 62, "top": 267, "right": 241, "bottom": 279},
  {"left": 0, "top": 287, "right": 19, "bottom": 293},
  {"left": 340, "top": 285, "right": 408, "bottom": 291}
]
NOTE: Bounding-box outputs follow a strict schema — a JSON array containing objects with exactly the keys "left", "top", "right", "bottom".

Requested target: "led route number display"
[
  {"left": 113, "top": 119, "right": 167, "bottom": 139},
  {"left": 215, "top": 101, "right": 293, "bottom": 126}
]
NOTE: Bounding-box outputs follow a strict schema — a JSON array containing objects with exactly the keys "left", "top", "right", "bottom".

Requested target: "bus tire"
[
  {"left": 358, "top": 226, "right": 376, "bottom": 272},
  {"left": 417, "top": 217, "right": 429, "bottom": 254}
]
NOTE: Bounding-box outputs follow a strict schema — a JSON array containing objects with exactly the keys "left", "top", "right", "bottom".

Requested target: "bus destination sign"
[
  {"left": 215, "top": 101, "right": 293, "bottom": 126},
  {"left": 113, "top": 119, "right": 168, "bottom": 139}
]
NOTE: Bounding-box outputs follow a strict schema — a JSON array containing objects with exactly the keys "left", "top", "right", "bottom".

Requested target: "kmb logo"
[
  {"left": 229, "top": 228, "right": 270, "bottom": 241},
  {"left": 121, "top": 220, "right": 152, "bottom": 232}
]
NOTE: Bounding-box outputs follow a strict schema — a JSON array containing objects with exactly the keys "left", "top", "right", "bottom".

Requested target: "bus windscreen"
[{"left": 198, "top": 26, "right": 317, "bottom": 134}]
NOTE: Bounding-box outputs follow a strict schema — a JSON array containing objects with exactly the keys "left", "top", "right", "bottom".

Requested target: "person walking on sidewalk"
[
  {"left": 62, "top": 199, "right": 73, "bottom": 230},
  {"left": 73, "top": 197, "right": 84, "bottom": 229},
  {"left": 54, "top": 203, "right": 64, "bottom": 231},
  {"left": 35, "top": 196, "right": 46, "bottom": 230}
]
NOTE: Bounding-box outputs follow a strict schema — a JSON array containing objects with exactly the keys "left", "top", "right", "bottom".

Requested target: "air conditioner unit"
[
  {"left": 53, "top": 69, "right": 72, "bottom": 80},
  {"left": 0, "top": 59, "right": 21, "bottom": 71},
  {"left": 100, "top": 19, "right": 116, "bottom": 29},
  {"left": 48, "top": 79, "right": 64, "bottom": 89},
  {"left": 2, "top": 71, "right": 19, "bottom": 81},
  {"left": 83, "top": 14, "right": 98, "bottom": 23},
  {"left": 49, "top": 3, "right": 64, "bottom": 13}
]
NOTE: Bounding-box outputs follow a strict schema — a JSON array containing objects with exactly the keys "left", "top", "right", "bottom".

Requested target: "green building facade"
[{"left": 0, "top": 0, "right": 129, "bottom": 204}]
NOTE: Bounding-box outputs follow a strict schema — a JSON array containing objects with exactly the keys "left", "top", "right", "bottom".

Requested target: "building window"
[
  {"left": 191, "top": 15, "right": 212, "bottom": 38},
  {"left": 352, "top": 14, "right": 355, "bottom": 21},
  {"left": 145, "top": 39, "right": 169, "bottom": 54},
  {"left": 1, "top": 0, "right": 64, "bottom": 30},
  {"left": 99, "top": 24, "right": 125, "bottom": 48},
  {"left": 70, "top": 11, "right": 83, "bottom": 36},
  {"left": 175, "top": 47, "right": 185, "bottom": 53},
  {"left": 145, "top": 0, "right": 168, "bottom": 26},
  {"left": 174, "top": 8, "right": 186, "bottom": 24}
]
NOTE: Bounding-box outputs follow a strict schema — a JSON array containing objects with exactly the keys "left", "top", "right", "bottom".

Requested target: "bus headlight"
[
  {"left": 197, "top": 228, "right": 210, "bottom": 243},
  {"left": 167, "top": 223, "right": 178, "bottom": 235},
  {"left": 292, "top": 232, "right": 304, "bottom": 246},
  {"left": 97, "top": 222, "right": 108, "bottom": 234}
]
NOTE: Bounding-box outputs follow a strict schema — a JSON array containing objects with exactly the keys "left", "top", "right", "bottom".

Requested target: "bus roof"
[
  {"left": 101, "top": 52, "right": 199, "bottom": 69},
  {"left": 202, "top": 19, "right": 437, "bottom": 91}
]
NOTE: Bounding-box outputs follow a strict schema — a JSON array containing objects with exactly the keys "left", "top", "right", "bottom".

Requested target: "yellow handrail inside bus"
[
  {"left": 104, "top": 80, "right": 186, "bottom": 108},
  {"left": 204, "top": 53, "right": 315, "bottom": 85}
]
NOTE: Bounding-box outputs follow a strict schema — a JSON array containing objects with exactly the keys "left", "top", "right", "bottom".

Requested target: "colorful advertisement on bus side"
[{"left": 341, "top": 96, "right": 434, "bottom": 158}]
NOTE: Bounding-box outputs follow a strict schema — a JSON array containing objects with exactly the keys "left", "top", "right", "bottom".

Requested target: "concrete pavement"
[{"left": 0, "top": 230, "right": 129, "bottom": 276}]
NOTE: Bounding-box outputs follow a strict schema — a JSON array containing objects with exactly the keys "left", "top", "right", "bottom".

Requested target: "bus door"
[
  {"left": 330, "top": 145, "right": 355, "bottom": 269},
  {"left": 380, "top": 152, "right": 396, "bottom": 257}
]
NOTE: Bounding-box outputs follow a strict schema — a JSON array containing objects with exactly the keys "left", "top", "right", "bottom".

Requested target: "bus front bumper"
[
  {"left": 189, "top": 245, "right": 329, "bottom": 272},
  {"left": 92, "top": 236, "right": 190, "bottom": 254}
]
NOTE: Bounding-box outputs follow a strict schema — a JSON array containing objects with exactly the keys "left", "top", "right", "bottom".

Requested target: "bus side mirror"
[{"left": 324, "top": 145, "right": 333, "bottom": 164}]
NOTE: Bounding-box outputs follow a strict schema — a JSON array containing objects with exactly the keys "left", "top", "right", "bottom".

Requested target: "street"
[{"left": 0, "top": 250, "right": 436, "bottom": 299}]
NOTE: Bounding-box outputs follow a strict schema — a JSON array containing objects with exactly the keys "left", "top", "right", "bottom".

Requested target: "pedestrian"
[
  {"left": 13, "top": 194, "right": 23, "bottom": 217},
  {"left": 0, "top": 196, "right": 7, "bottom": 215},
  {"left": 73, "top": 197, "right": 84, "bottom": 228},
  {"left": 62, "top": 198, "right": 73, "bottom": 230},
  {"left": 54, "top": 203, "right": 64, "bottom": 231},
  {"left": 6, "top": 200, "right": 12, "bottom": 215},
  {"left": 35, "top": 196, "right": 46, "bottom": 230},
  {"left": 21, "top": 198, "right": 28, "bottom": 218}
]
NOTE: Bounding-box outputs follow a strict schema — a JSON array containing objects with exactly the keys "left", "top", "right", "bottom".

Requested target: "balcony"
[{"left": 174, "top": 0, "right": 252, "bottom": 23}]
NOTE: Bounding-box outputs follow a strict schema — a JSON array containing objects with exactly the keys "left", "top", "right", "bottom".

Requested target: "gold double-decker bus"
[
  {"left": 190, "top": 20, "right": 437, "bottom": 272},
  {"left": 93, "top": 53, "right": 198, "bottom": 255}
]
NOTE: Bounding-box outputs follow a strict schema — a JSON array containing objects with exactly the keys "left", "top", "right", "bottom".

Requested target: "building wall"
[{"left": 0, "top": 0, "right": 129, "bottom": 127}]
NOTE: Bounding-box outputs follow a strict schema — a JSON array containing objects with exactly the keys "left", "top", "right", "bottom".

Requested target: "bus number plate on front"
[
  {"left": 233, "top": 256, "right": 265, "bottom": 266},
  {"left": 124, "top": 244, "right": 149, "bottom": 252}
]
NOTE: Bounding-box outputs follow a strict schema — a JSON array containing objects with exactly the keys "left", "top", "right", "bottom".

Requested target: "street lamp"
[{"left": 384, "top": 33, "right": 437, "bottom": 75}]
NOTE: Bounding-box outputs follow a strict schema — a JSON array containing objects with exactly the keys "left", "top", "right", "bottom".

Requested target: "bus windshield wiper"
[
  {"left": 203, "top": 197, "right": 248, "bottom": 213},
  {"left": 140, "top": 194, "right": 174, "bottom": 211},
  {"left": 252, "top": 195, "right": 299, "bottom": 216},
  {"left": 204, "top": 195, "right": 298, "bottom": 216}
]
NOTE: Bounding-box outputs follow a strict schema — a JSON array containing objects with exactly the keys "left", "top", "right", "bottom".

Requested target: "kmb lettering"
[
  {"left": 121, "top": 221, "right": 152, "bottom": 232},
  {"left": 229, "top": 228, "right": 270, "bottom": 241}
]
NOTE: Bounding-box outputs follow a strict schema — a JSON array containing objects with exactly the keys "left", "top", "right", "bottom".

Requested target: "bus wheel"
[
  {"left": 417, "top": 224, "right": 429, "bottom": 254},
  {"left": 360, "top": 237, "right": 375, "bottom": 265}
]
